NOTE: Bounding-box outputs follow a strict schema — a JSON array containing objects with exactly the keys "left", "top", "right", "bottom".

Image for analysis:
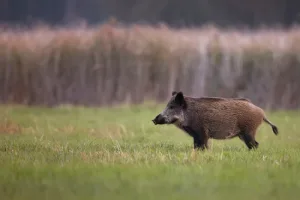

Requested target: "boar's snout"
[{"left": 152, "top": 114, "right": 165, "bottom": 125}]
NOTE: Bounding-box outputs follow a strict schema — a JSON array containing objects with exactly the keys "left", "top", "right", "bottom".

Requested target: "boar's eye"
[{"left": 169, "top": 105, "right": 174, "bottom": 109}]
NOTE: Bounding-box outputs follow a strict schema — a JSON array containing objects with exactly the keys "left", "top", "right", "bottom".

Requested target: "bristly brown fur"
[{"left": 166, "top": 92, "right": 279, "bottom": 151}]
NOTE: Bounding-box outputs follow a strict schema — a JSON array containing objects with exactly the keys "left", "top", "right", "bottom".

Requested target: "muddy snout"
[{"left": 152, "top": 114, "right": 165, "bottom": 125}]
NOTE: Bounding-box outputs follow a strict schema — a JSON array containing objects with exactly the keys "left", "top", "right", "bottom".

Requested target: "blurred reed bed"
[{"left": 0, "top": 23, "right": 300, "bottom": 110}]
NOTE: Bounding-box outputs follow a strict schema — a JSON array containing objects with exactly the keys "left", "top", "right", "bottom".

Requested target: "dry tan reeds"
[{"left": 0, "top": 24, "right": 300, "bottom": 110}]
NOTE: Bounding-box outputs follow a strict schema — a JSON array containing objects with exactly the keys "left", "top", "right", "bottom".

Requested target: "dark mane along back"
[
  {"left": 232, "top": 98, "right": 251, "bottom": 102},
  {"left": 199, "top": 97, "right": 228, "bottom": 102},
  {"left": 187, "top": 96, "right": 251, "bottom": 103}
]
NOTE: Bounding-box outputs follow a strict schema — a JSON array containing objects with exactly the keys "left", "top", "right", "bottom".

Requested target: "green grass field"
[{"left": 0, "top": 104, "right": 300, "bottom": 200}]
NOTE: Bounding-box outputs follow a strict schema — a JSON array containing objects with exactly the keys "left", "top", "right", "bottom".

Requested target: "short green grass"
[{"left": 0, "top": 104, "right": 300, "bottom": 200}]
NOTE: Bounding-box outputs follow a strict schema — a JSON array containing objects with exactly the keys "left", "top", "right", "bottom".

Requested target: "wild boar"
[{"left": 152, "top": 91, "right": 278, "bottom": 151}]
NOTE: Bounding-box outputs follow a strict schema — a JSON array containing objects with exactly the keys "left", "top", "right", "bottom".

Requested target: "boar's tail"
[{"left": 263, "top": 117, "right": 279, "bottom": 135}]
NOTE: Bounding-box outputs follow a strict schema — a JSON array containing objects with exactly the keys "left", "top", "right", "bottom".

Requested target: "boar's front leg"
[
  {"left": 193, "top": 137, "right": 209, "bottom": 150},
  {"left": 182, "top": 126, "right": 208, "bottom": 150}
]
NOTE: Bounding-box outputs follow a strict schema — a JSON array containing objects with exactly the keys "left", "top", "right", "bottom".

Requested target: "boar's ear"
[
  {"left": 172, "top": 91, "right": 177, "bottom": 96},
  {"left": 174, "top": 92, "right": 187, "bottom": 108}
]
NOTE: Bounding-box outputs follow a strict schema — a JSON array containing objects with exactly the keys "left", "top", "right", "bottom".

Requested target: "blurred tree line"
[{"left": 0, "top": 0, "right": 300, "bottom": 28}]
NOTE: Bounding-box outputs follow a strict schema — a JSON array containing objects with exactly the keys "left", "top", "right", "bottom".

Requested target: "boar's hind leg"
[{"left": 239, "top": 132, "right": 259, "bottom": 150}]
